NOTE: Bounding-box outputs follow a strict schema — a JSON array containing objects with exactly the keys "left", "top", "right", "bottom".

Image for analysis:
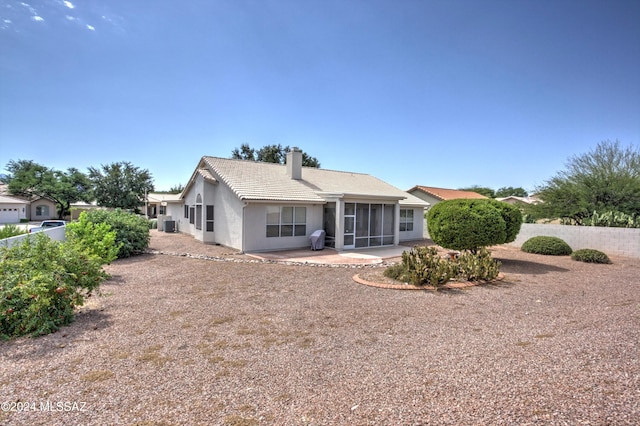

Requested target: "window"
[
  {"left": 159, "top": 205, "right": 166, "bottom": 215},
  {"left": 205, "top": 205, "right": 214, "bottom": 232},
  {"left": 266, "top": 206, "right": 306, "bottom": 238},
  {"left": 189, "top": 207, "right": 195, "bottom": 224},
  {"left": 184, "top": 205, "right": 189, "bottom": 219},
  {"left": 400, "top": 209, "right": 414, "bottom": 232},
  {"left": 35, "top": 205, "right": 49, "bottom": 216},
  {"left": 195, "top": 205, "right": 202, "bottom": 230}
]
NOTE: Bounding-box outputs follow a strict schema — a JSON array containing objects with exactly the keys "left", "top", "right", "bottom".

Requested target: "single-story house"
[
  {"left": 496, "top": 196, "right": 541, "bottom": 205},
  {"left": 0, "top": 195, "right": 29, "bottom": 223},
  {"left": 163, "top": 149, "right": 430, "bottom": 252},
  {"left": 27, "top": 197, "right": 59, "bottom": 221},
  {"left": 146, "top": 192, "right": 183, "bottom": 219},
  {"left": 407, "top": 185, "right": 487, "bottom": 208}
]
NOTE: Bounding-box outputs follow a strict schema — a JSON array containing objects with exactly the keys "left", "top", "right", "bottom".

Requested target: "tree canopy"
[
  {"left": 4, "top": 160, "right": 93, "bottom": 219},
  {"left": 533, "top": 140, "right": 640, "bottom": 224},
  {"left": 458, "top": 186, "right": 495, "bottom": 198},
  {"left": 88, "top": 162, "right": 154, "bottom": 211},
  {"left": 495, "top": 186, "right": 528, "bottom": 198},
  {"left": 231, "top": 144, "right": 320, "bottom": 168}
]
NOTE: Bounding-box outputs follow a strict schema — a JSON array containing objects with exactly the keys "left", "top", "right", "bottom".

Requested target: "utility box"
[{"left": 164, "top": 220, "right": 176, "bottom": 233}]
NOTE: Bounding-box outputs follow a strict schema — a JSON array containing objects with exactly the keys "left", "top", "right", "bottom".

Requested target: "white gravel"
[{"left": 1, "top": 231, "right": 638, "bottom": 425}]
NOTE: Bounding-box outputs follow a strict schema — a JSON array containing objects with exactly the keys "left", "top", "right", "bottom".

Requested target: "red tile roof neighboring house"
[{"left": 407, "top": 186, "right": 488, "bottom": 201}]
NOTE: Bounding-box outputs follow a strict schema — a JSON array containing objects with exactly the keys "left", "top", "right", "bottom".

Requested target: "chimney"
[{"left": 286, "top": 147, "right": 302, "bottom": 180}]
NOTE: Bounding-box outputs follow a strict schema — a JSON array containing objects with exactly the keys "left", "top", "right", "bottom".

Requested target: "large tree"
[
  {"left": 534, "top": 140, "right": 640, "bottom": 224},
  {"left": 4, "top": 160, "right": 92, "bottom": 219},
  {"left": 231, "top": 144, "right": 320, "bottom": 168},
  {"left": 495, "top": 186, "right": 528, "bottom": 198},
  {"left": 88, "top": 162, "right": 154, "bottom": 211}
]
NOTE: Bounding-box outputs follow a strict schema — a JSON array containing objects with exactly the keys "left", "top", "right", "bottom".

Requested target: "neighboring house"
[
  {"left": 164, "top": 149, "right": 429, "bottom": 252},
  {"left": 407, "top": 185, "right": 487, "bottom": 208},
  {"left": 27, "top": 197, "right": 58, "bottom": 221},
  {"left": 0, "top": 195, "right": 29, "bottom": 223},
  {"left": 496, "top": 196, "right": 541, "bottom": 205},
  {"left": 146, "top": 192, "right": 183, "bottom": 218}
]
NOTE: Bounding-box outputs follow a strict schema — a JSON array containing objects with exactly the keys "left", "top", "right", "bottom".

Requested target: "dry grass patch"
[
  {"left": 81, "top": 370, "right": 114, "bottom": 382},
  {"left": 223, "top": 415, "right": 259, "bottom": 426}
]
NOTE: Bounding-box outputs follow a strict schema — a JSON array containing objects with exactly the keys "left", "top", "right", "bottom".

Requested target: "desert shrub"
[
  {"left": 79, "top": 209, "right": 150, "bottom": 258},
  {"left": 521, "top": 236, "right": 572, "bottom": 255},
  {"left": 455, "top": 248, "right": 501, "bottom": 281},
  {"left": 571, "top": 248, "right": 611, "bottom": 264},
  {"left": 400, "top": 246, "right": 456, "bottom": 288},
  {"left": 383, "top": 263, "right": 406, "bottom": 281},
  {"left": 427, "top": 199, "right": 507, "bottom": 253},
  {"left": 149, "top": 219, "right": 158, "bottom": 230},
  {"left": 0, "top": 224, "right": 27, "bottom": 239},
  {"left": 0, "top": 233, "right": 111, "bottom": 339}
]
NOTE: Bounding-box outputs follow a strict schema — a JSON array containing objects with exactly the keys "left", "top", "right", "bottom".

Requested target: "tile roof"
[
  {"left": 201, "top": 157, "right": 429, "bottom": 206},
  {"left": 409, "top": 186, "right": 488, "bottom": 201},
  {"left": 0, "top": 194, "right": 29, "bottom": 204}
]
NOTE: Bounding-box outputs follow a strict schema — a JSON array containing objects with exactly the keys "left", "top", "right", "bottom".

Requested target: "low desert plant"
[
  {"left": 402, "top": 247, "right": 456, "bottom": 288},
  {"left": 571, "top": 248, "right": 611, "bottom": 264},
  {"left": 384, "top": 247, "right": 503, "bottom": 286},
  {"left": 455, "top": 248, "right": 501, "bottom": 281},
  {"left": 521, "top": 236, "right": 572, "bottom": 255}
]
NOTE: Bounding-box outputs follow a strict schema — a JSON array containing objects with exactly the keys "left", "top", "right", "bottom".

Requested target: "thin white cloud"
[
  {"left": 63, "top": 1, "right": 75, "bottom": 9},
  {"left": 66, "top": 15, "right": 76, "bottom": 21},
  {"left": 31, "top": 15, "right": 44, "bottom": 22},
  {"left": 86, "top": 24, "right": 95, "bottom": 31}
]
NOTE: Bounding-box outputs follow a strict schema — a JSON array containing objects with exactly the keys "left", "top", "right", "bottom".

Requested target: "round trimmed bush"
[
  {"left": 571, "top": 248, "right": 611, "bottom": 264},
  {"left": 427, "top": 199, "right": 508, "bottom": 253},
  {"left": 486, "top": 199, "right": 523, "bottom": 243},
  {"left": 521, "top": 236, "right": 572, "bottom": 255}
]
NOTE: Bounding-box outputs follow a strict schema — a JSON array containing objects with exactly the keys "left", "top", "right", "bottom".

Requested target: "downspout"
[{"left": 241, "top": 203, "right": 247, "bottom": 254}]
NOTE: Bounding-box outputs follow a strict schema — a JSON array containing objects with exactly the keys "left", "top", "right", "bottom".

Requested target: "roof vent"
[{"left": 286, "top": 148, "right": 302, "bottom": 180}]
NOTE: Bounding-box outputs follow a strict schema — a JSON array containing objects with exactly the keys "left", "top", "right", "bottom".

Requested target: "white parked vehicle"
[{"left": 28, "top": 220, "right": 67, "bottom": 233}]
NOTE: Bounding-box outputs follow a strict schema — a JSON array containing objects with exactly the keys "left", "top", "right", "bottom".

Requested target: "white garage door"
[{"left": 0, "top": 207, "right": 21, "bottom": 223}]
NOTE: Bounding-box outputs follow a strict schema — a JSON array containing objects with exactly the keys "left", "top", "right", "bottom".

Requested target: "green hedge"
[
  {"left": 78, "top": 210, "right": 150, "bottom": 258},
  {"left": 571, "top": 248, "right": 611, "bottom": 264},
  {"left": 521, "top": 236, "right": 572, "bottom": 255},
  {"left": 427, "top": 199, "right": 522, "bottom": 252}
]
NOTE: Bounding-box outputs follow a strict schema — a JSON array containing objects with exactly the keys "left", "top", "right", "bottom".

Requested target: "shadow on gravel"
[
  {"left": 497, "top": 258, "right": 570, "bottom": 274},
  {"left": 0, "top": 310, "right": 112, "bottom": 357}
]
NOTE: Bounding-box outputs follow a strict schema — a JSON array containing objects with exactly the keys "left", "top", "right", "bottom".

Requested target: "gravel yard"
[{"left": 1, "top": 231, "right": 639, "bottom": 425}]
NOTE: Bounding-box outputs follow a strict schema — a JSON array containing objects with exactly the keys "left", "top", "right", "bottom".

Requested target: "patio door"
[{"left": 343, "top": 203, "right": 355, "bottom": 249}]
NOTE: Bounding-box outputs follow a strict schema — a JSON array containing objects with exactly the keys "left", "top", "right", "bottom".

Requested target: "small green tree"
[
  {"left": 458, "top": 185, "right": 495, "bottom": 198},
  {"left": 427, "top": 199, "right": 522, "bottom": 253},
  {"left": 79, "top": 209, "right": 150, "bottom": 258}
]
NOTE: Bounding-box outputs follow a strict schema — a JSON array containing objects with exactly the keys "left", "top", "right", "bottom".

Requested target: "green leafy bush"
[
  {"left": 521, "top": 236, "right": 572, "bottom": 255},
  {"left": 571, "top": 248, "right": 611, "bottom": 264},
  {"left": 427, "top": 199, "right": 509, "bottom": 253},
  {"left": 0, "top": 224, "right": 27, "bottom": 239},
  {"left": 66, "top": 213, "right": 121, "bottom": 263},
  {"left": 79, "top": 209, "right": 150, "bottom": 258},
  {"left": 0, "top": 233, "right": 111, "bottom": 339},
  {"left": 455, "top": 248, "right": 501, "bottom": 281},
  {"left": 486, "top": 199, "right": 523, "bottom": 243}
]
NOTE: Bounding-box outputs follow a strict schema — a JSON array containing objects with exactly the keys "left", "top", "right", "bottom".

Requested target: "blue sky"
[{"left": 1, "top": 0, "right": 639, "bottom": 193}]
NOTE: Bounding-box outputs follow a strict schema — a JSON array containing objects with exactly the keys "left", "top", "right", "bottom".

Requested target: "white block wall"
[{"left": 509, "top": 223, "right": 640, "bottom": 259}]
